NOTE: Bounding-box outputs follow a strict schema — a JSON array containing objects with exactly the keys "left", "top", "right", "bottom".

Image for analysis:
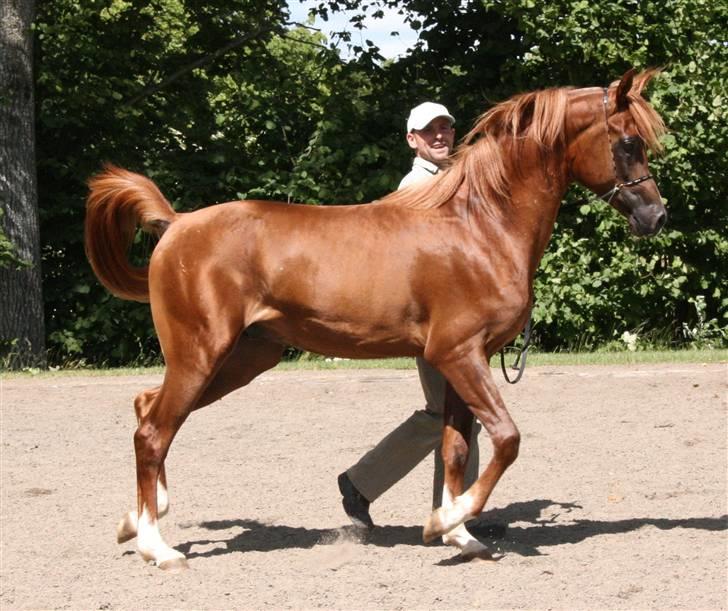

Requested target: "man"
[{"left": 337, "top": 102, "right": 482, "bottom": 530}]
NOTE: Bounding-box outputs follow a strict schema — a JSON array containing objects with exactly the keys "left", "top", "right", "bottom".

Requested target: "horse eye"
[{"left": 619, "top": 137, "right": 642, "bottom": 157}]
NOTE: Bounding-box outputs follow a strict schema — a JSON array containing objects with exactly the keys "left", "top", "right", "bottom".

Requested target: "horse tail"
[{"left": 85, "top": 164, "right": 178, "bottom": 303}]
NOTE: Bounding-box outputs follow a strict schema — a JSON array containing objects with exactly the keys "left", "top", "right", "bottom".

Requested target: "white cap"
[{"left": 406, "top": 102, "right": 455, "bottom": 132}]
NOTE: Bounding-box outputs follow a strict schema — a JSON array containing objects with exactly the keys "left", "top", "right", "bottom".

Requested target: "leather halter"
[{"left": 598, "top": 88, "right": 654, "bottom": 203}]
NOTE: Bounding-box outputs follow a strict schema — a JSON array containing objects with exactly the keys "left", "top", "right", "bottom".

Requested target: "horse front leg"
[
  {"left": 437, "top": 383, "right": 493, "bottom": 560},
  {"left": 424, "top": 350, "right": 520, "bottom": 544}
]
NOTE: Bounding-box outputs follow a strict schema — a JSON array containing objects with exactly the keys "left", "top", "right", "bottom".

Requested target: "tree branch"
[
  {"left": 280, "top": 33, "right": 331, "bottom": 51},
  {"left": 124, "top": 24, "right": 278, "bottom": 107}
]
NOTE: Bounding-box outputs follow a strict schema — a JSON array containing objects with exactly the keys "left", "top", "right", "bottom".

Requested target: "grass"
[
  {"left": 512, "top": 348, "right": 728, "bottom": 366},
  {"left": 2, "top": 349, "right": 725, "bottom": 379}
]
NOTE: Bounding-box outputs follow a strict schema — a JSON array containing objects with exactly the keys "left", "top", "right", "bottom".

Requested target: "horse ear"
[
  {"left": 632, "top": 67, "right": 661, "bottom": 96},
  {"left": 616, "top": 68, "right": 636, "bottom": 110}
]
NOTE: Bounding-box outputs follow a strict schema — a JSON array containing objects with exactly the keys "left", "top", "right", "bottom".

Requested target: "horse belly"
[{"left": 255, "top": 308, "right": 423, "bottom": 359}]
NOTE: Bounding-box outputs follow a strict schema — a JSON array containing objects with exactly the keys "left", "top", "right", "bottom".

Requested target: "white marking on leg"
[
  {"left": 157, "top": 479, "right": 169, "bottom": 518},
  {"left": 137, "top": 506, "right": 186, "bottom": 566},
  {"left": 441, "top": 484, "right": 455, "bottom": 510},
  {"left": 117, "top": 476, "right": 169, "bottom": 544},
  {"left": 440, "top": 485, "right": 490, "bottom": 559},
  {"left": 435, "top": 486, "right": 477, "bottom": 533}
]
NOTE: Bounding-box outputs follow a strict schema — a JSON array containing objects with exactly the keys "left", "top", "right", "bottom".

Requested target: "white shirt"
[{"left": 398, "top": 157, "right": 440, "bottom": 190}]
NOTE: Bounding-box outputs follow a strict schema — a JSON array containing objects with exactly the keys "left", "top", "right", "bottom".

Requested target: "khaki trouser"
[{"left": 347, "top": 357, "right": 481, "bottom": 509}]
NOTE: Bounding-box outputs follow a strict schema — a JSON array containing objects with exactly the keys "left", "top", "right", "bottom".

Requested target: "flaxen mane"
[
  {"left": 380, "top": 69, "right": 665, "bottom": 212},
  {"left": 617, "top": 68, "right": 666, "bottom": 153}
]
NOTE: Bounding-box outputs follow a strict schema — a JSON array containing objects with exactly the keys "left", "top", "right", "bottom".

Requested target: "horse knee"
[{"left": 493, "top": 428, "right": 520, "bottom": 467}]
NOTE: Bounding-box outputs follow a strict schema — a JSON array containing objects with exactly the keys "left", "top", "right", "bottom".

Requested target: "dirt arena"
[{"left": 1, "top": 362, "right": 726, "bottom": 609}]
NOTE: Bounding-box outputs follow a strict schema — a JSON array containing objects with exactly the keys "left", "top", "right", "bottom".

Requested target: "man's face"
[{"left": 406, "top": 116, "right": 455, "bottom": 166}]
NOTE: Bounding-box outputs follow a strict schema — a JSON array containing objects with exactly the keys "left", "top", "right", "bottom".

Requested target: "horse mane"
[
  {"left": 379, "top": 87, "right": 570, "bottom": 212},
  {"left": 616, "top": 68, "right": 667, "bottom": 154},
  {"left": 380, "top": 69, "right": 665, "bottom": 212}
]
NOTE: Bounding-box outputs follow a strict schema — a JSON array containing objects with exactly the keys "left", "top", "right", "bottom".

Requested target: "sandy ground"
[{"left": 1, "top": 362, "right": 726, "bottom": 610}]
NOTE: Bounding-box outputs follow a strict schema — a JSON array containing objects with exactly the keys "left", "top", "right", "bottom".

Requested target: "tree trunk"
[{"left": 0, "top": 0, "right": 46, "bottom": 368}]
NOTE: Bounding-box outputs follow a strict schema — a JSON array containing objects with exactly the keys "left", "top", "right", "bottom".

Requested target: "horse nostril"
[{"left": 656, "top": 210, "right": 667, "bottom": 229}]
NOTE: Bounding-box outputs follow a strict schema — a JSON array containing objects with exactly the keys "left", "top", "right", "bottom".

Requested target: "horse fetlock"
[
  {"left": 423, "top": 496, "right": 475, "bottom": 543},
  {"left": 442, "top": 523, "right": 493, "bottom": 561},
  {"left": 136, "top": 506, "right": 185, "bottom": 569},
  {"left": 423, "top": 508, "right": 447, "bottom": 543}
]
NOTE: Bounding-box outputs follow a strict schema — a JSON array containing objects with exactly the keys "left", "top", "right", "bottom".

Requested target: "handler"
[{"left": 337, "top": 102, "right": 482, "bottom": 530}]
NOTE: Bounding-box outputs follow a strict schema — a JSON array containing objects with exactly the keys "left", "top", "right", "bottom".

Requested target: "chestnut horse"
[{"left": 85, "top": 69, "right": 667, "bottom": 570}]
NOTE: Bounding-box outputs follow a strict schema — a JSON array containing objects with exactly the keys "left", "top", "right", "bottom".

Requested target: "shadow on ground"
[{"left": 177, "top": 499, "right": 727, "bottom": 561}]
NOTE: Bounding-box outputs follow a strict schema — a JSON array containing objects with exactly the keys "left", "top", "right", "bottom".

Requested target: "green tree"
[{"left": 34, "top": 1, "right": 354, "bottom": 364}]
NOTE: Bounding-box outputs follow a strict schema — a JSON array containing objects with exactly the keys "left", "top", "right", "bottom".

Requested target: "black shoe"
[
  {"left": 465, "top": 520, "right": 507, "bottom": 540},
  {"left": 337, "top": 472, "right": 374, "bottom": 531}
]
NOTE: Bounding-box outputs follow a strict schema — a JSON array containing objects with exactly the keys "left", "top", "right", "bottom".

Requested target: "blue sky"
[{"left": 287, "top": 1, "right": 421, "bottom": 59}]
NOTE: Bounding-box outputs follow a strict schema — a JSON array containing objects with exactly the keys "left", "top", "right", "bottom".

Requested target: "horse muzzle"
[{"left": 628, "top": 201, "right": 667, "bottom": 237}]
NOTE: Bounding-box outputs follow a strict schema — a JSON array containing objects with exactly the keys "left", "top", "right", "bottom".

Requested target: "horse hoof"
[
  {"left": 158, "top": 557, "right": 189, "bottom": 572},
  {"left": 423, "top": 510, "right": 446, "bottom": 544},
  {"left": 117, "top": 512, "right": 138, "bottom": 544}
]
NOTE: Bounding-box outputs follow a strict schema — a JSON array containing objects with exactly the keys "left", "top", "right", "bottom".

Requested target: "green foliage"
[
  {"left": 495, "top": 0, "right": 728, "bottom": 348},
  {"left": 33, "top": 0, "right": 726, "bottom": 365},
  {"left": 0, "top": 211, "right": 30, "bottom": 270},
  {"left": 35, "top": 1, "right": 294, "bottom": 365},
  {"left": 679, "top": 296, "right": 727, "bottom": 349}
]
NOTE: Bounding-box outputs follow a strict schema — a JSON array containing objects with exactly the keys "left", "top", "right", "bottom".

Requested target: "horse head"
[{"left": 567, "top": 69, "right": 667, "bottom": 237}]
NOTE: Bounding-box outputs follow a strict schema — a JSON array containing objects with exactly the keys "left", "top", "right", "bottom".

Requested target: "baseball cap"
[{"left": 406, "top": 102, "right": 455, "bottom": 132}]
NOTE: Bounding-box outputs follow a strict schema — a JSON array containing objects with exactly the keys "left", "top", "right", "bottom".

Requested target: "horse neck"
[{"left": 468, "top": 139, "right": 570, "bottom": 280}]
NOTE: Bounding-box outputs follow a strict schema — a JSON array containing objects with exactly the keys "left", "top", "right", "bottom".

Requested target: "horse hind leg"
[
  {"left": 110, "top": 370, "right": 199, "bottom": 570},
  {"left": 132, "top": 374, "right": 202, "bottom": 571},
  {"left": 116, "top": 467, "right": 170, "bottom": 543},
  {"left": 117, "top": 387, "right": 170, "bottom": 544},
  {"left": 119, "top": 335, "right": 283, "bottom": 569}
]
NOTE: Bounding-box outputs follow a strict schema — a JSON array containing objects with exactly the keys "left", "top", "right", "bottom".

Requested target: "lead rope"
[{"left": 499, "top": 314, "right": 532, "bottom": 384}]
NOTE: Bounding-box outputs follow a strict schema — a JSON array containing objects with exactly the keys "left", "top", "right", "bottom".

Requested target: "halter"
[{"left": 598, "top": 88, "right": 654, "bottom": 203}]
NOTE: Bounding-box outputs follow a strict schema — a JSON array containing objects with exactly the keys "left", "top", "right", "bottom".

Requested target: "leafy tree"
[
  {"left": 35, "top": 0, "right": 294, "bottom": 364},
  {"left": 35, "top": 1, "right": 399, "bottom": 364}
]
